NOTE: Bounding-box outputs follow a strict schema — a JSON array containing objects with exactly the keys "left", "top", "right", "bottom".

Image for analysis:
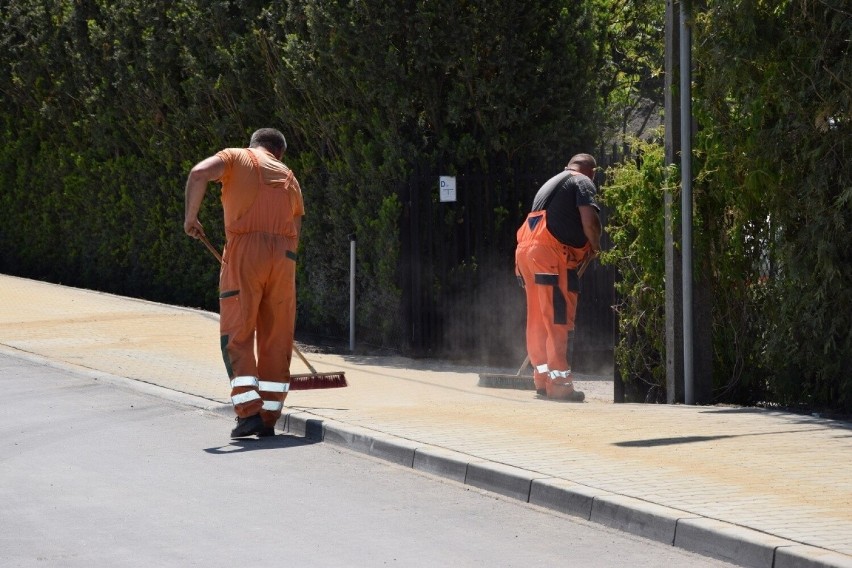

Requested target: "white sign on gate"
[{"left": 439, "top": 176, "right": 456, "bottom": 202}]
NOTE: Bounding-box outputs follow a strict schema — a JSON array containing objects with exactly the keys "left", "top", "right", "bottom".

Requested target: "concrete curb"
[
  {"left": 774, "top": 546, "right": 852, "bottom": 568},
  {"left": 282, "top": 409, "right": 851, "bottom": 568},
  {"left": 465, "top": 461, "right": 551, "bottom": 502},
  {"left": 413, "top": 446, "right": 486, "bottom": 483},
  {"left": 675, "top": 517, "right": 801, "bottom": 567},
  {"left": 590, "top": 494, "right": 695, "bottom": 545},
  {"left": 529, "top": 477, "right": 612, "bottom": 518}
]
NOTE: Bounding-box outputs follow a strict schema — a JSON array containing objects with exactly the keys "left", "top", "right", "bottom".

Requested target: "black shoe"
[
  {"left": 258, "top": 426, "right": 276, "bottom": 437},
  {"left": 568, "top": 389, "right": 585, "bottom": 402},
  {"left": 231, "top": 414, "right": 265, "bottom": 438},
  {"left": 536, "top": 388, "right": 547, "bottom": 398}
]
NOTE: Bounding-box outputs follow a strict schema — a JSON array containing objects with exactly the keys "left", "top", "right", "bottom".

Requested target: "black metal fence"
[{"left": 399, "top": 170, "right": 616, "bottom": 373}]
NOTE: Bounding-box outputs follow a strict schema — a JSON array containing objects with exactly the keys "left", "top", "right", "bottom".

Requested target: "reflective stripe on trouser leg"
[
  {"left": 533, "top": 364, "right": 550, "bottom": 390},
  {"left": 230, "top": 374, "right": 263, "bottom": 418},
  {"left": 262, "top": 400, "right": 283, "bottom": 412},
  {"left": 231, "top": 376, "right": 259, "bottom": 389},
  {"left": 231, "top": 389, "right": 261, "bottom": 406},
  {"left": 258, "top": 381, "right": 289, "bottom": 393},
  {"left": 548, "top": 369, "right": 572, "bottom": 385},
  {"left": 258, "top": 379, "right": 289, "bottom": 426},
  {"left": 259, "top": 380, "right": 288, "bottom": 413}
]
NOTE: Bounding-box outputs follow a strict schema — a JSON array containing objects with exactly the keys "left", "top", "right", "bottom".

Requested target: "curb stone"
[
  {"left": 674, "top": 517, "right": 797, "bottom": 567},
  {"left": 529, "top": 478, "right": 613, "bottom": 519},
  {"left": 464, "top": 461, "right": 550, "bottom": 502},
  {"left": 412, "top": 446, "right": 486, "bottom": 483},
  {"left": 590, "top": 494, "right": 696, "bottom": 545},
  {"left": 774, "top": 546, "right": 852, "bottom": 568}
]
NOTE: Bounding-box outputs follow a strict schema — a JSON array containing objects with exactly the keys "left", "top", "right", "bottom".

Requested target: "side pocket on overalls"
[
  {"left": 219, "top": 289, "right": 241, "bottom": 336},
  {"left": 534, "top": 273, "right": 567, "bottom": 325}
]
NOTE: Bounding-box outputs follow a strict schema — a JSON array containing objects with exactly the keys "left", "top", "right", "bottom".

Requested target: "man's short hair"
[
  {"left": 249, "top": 128, "right": 287, "bottom": 155},
  {"left": 567, "top": 153, "right": 597, "bottom": 171}
]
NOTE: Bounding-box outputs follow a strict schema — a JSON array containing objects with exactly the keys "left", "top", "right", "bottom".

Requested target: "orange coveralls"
[
  {"left": 216, "top": 147, "right": 304, "bottom": 427},
  {"left": 515, "top": 210, "right": 592, "bottom": 393}
]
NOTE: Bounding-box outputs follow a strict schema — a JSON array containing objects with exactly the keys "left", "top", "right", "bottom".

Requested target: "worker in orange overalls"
[
  {"left": 515, "top": 153, "right": 602, "bottom": 401},
  {"left": 184, "top": 128, "right": 304, "bottom": 438}
]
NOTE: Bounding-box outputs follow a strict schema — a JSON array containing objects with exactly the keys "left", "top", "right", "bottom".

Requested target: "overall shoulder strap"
[{"left": 245, "top": 148, "right": 264, "bottom": 186}]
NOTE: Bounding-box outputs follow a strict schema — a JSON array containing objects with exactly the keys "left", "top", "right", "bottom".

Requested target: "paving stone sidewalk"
[{"left": 1, "top": 274, "right": 850, "bottom": 568}]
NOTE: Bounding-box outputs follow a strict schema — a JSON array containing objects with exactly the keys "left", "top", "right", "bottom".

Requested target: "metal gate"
[{"left": 399, "top": 169, "right": 615, "bottom": 373}]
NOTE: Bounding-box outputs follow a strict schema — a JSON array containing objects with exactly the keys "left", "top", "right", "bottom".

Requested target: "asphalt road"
[{"left": 0, "top": 353, "right": 736, "bottom": 567}]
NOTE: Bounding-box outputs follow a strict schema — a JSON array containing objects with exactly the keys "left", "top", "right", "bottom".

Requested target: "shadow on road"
[{"left": 203, "top": 433, "right": 319, "bottom": 454}]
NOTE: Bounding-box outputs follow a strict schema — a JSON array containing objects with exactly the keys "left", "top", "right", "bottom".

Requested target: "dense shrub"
[{"left": 602, "top": 0, "right": 851, "bottom": 411}]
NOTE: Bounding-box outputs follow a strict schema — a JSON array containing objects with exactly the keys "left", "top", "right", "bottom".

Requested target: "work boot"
[
  {"left": 230, "top": 414, "right": 265, "bottom": 438},
  {"left": 566, "top": 388, "right": 585, "bottom": 402},
  {"left": 545, "top": 378, "right": 585, "bottom": 402},
  {"left": 258, "top": 426, "right": 276, "bottom": 437}
]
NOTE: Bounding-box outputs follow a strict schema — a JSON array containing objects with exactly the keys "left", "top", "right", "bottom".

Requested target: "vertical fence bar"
[{"left": 349, "top": 233, "right": 356, "bottom": 352}]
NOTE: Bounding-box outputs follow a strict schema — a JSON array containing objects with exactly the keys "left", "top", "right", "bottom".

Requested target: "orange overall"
[
  {"left": 515, "top": 210, "right": 591, "bottom": 395},
  {"left": 216, "top": 148, "right": 304, "bottom": 427}
]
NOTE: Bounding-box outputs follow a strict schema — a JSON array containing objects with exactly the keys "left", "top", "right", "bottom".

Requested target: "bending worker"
[
  {"left": 515, "top": 153, "right": 602, "bottom": 401},
  {"left": 184, "top": 128, "right": 304, "bottom": 438}
]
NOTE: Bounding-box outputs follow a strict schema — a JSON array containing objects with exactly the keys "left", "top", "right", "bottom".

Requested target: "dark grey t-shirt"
[{"left": 531, "top": 170, "right": 599, "bottom": 247}]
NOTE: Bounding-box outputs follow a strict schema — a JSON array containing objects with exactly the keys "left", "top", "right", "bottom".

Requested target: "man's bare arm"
[
  {"left": 578, "top": 205, "right": 602, "bottom": 253},
  {"left": 184, "top": 155, "right": 225, "bottom": 238}
]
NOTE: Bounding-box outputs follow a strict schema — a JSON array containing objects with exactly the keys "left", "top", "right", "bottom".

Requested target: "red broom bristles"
[
  {"left": 289, "top": 372, "right": 348, "bottom": 390},
  {"left": 290, "top": 345, "right": 347, "bottom": 390}
]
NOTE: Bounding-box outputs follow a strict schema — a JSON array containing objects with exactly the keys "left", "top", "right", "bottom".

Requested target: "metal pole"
[
  {"left": 664, "top": 0, "right": 684, "bottom": 403},
  {"left": 679, "top": 0, "right": 694, "bottom": 404},
  {"left": 349, "top": 234, "right": 356, "bottom": 352}
]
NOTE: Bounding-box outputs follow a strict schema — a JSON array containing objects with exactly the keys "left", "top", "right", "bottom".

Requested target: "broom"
[
  {"left": 290, "top": 344, "right": 348, "bottom": 390},
  {"left": 196, "top": 233, "right": 347, "bottom": 390},
  {"left": 478, "top": 254, "right": 596, "bottom": 390},
  {"left": 477, "top": 355, "right": 535, "bottom": 390}
]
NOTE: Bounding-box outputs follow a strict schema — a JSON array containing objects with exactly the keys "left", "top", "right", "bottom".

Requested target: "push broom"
[
  {"left": 290, "top": 344, "right": 348, "bottom": 390},
  {"left": 477, "top": 355, "right": 535, "bottom": 389},
  {"left": 477, "top": 254, "right": 595, "bottom": 390},
  {"left": 197, "top": 233, "right": 347, "bottom": 390}
]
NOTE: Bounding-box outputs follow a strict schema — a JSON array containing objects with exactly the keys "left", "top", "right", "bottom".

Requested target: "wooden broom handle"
[
  {"left": 198, "top": 233, "right": 225, "bottom": 264},
  {"left": 292, "top": 344, "right": 318, "bottom": 375}
]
